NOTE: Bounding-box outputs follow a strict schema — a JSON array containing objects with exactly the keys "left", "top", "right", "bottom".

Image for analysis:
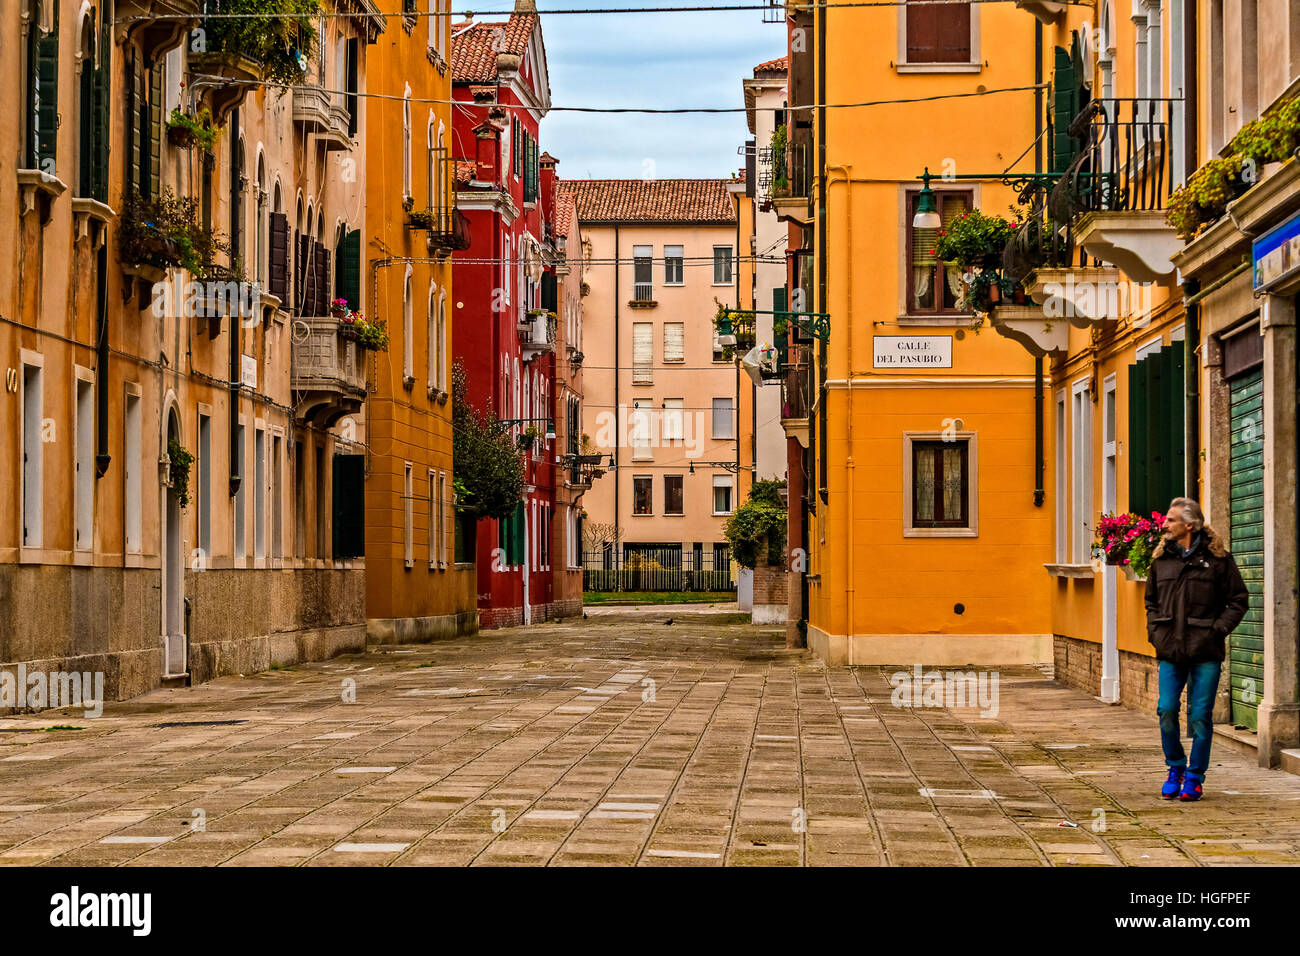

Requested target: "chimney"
[
  {"left": 539, "top": 153, "right": 558, "bottom": 232},
  {"left": 474, "top": 121, "right": 500, "bottom": 186}
]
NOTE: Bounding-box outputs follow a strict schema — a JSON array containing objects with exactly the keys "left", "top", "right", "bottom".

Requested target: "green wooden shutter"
[
  {"left": 1051, "top": 45, "right": 1077, "bottom": 174},
  {"left": 36, "top": 26, "right": 59, "bottom": 176},
  {"left": 128, "top": 50, "right": 141, "bottom": 197},
  {"left": 1228, "top": 370, "right": 1265, "bottom": 730},
  {"left": 335, "top": 229, "right": 361, "bottom": 310},
  {"left": 1128, "top": 360, "right": 1149, "bottom": 517},
  {"left": 331, "top": 454, "right": 366, "bottom": 559},
  {"left": 92, "top": 16, "right": 109, "bottom": 201},
  {"left": 511, "top": 501, "right": 526, "bottom": 566},
  {"left": 773, "top": 286, "right": 788, "bottom": 369},
  {"left": 148, "top": 63, "right": 162, "bottom": 200}
]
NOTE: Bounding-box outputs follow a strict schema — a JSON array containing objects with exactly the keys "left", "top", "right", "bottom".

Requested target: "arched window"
[
  {"left": 437, "top": 291, "right": 447, "bottom": 392},
  {"left": 523, "top": 369, "right": 531, "bottom": 433},
  {"left": 426, "top": 111, "right": 436, "bottom": 211},
  {"left": 75, "top": 8, "right": 96, "bottom": 197},
  {"left": 255, "top": 154, "right": 267, "bottom": 286},
  {"left": 403, "top": 266, "right": 414, "bottom": 381},
  {"left": 513, "top": 357, "right": 521, "bottom": 420},
  {"left": 230, "top": 135, "right": 246, "bottom": 273},
  {"left": 426, "top": 282, "right": 437, "bottom": 389}
]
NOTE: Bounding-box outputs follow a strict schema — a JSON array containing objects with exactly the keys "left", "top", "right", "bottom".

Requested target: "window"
[
  {"left": 294, "top": 441, "right": 306, "bottom": 558},
  {"left": 1071, "top": 382, "right": 1093, "bottom": 563},
  {"left": 198, "top": 413, "right": 211, "bottom": 560},
  {"left": 910, "top": 440, "right": 969, "bottom": 529},
  {"left": 633, "top": 322, "right": 653, "bottom": 383},
  {"left": 21, "top": 361, "right": 43, "bottom": 548},
  {"left": 402, "top": 84, "right": 412, "bottom": 200},
  {"left": 712, "top": 397, "right": 734, "bottom": 439},
  {"left": 75, "top": 376, "right": 93, "bottom": 551},
  {"left": 426, "top": 283, "right": 437, "bottom": 389},
  {"left": 271, "top": 434, "right": 283, "bottom": 560},
  {"left": 664, "top": 475, "right": 684, "bottom": 515},
  {"left": 404, "top": 462, "right": 414, "bottom": 568},
  {"left": 712, "top": 476, "right": 733, "bottom": 515},
  {"left": 254, "top": 428, "right": 266, "bottom": 560},
  {"left": 428, "top": 471, "right": 437, "bottom": 567},
  {"left": 664, "top": 245, "right": 684, "bottom": 285},
  {"left": 124, "top": 390, "right": 142, "bottom": 554},
  {"left": 633, "top": 245, "right": 653, "bottom": 301},
  {"left": 403, "top": 267, "right": 414, "bottom": 381},
  {"left": 663, "top": 398, "right": 684, "bottom": 442},
  {"left": 630, "top": 407, "right": 653, "bottom": 460},
  {"left": 907, "top": 190, "right": 972, "bottom": 314},
  {"left": 633, "top": 476, "right": 653, "bottom": 515},
  {"left": 1055, "top": 390, "right": 1067, "bottom": 563},
  {"left": 315, "top": 444, "right": 328, "bottom": 559},
  {"left": 234, "top": 422, "right": 246, "bottom": 560},
  {"left": 713, "top": 329, "right": 726, "bottom": 362},
  {"left": 904, "top": 0, "right": 972, "bottom": 64},
  {"left": 1127, "top": 344, "right": 1184, "bottom": 519},
  {"left": 437, "top": 292, "right": 447, "bottom": 392},
  {"left": 437, "top": 471, "right": 447, "bottom": 567},
  {"left": 713, "top": 246, "right": 734, "bottom": 285},
  {"left": 663, "top": 322, "right": 685, "bottom": 363}
]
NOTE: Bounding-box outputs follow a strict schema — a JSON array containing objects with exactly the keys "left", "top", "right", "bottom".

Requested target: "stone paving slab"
[{"left": 1, "top": 617, "right": 1299, "bottom": 866}]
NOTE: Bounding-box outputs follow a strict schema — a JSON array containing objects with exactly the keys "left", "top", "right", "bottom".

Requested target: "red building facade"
[{"left": 451, "top": 6, "right": 567, "bottom": 627}]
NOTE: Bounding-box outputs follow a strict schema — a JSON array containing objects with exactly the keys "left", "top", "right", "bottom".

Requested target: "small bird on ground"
[{"left": 664, "top": 618, "right": 674, "bottom": 626}]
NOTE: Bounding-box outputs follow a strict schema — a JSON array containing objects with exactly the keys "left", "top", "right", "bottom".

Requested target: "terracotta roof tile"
[
  {"left": 754, "top": 55, "right": 788, "bottom": 75},
  {"left": 554, "top": 189, "right": 575, "bottom": 236},
  {"left": 451, "top": 14, "right": 538, "bottom": 84},
  {"left": 560, "top": 179, "right": 737, "bottom": 224}
]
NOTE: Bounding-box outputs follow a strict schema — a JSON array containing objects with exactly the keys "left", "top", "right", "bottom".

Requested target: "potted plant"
[
  {"left": 166, "top": 437, "right": 195, "bottom": 509},
  {"left": 331, "top": 297, "right": 350, "bottom": 319},
  {"left": 1093, "top": 511, "right": 1165, "bottom": 580},
  {"left": 166, "top": 107, "right": 219, "bottom": 152},
  {"left": 516, "top": 424, "right": 540, "bottom": 451},
  {"left": 119, "top": 188, "right": 230, "bottom": 279},
  {"left": 353, "top": 315, "right": 389, "bottom": 352},
  {"left": 407, "top": 208, "right": 435, "bottom": 230}
]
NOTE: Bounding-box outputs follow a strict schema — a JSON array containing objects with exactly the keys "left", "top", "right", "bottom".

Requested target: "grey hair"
[{"left": 1169, "top": 497, "right": 1204, "bottom": 531}]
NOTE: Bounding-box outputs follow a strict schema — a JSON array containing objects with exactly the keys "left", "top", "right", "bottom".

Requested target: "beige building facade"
[{"left": 565, "top": 179, "right": 746, "bottom": 581}]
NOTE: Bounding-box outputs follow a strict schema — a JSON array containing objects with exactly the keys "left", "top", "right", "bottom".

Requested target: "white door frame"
[
  {"left": 1100, "top": 373, "right": 1119, "bottom": 703},
  {"left": 522, "top": 498, "right": 532, "bottom": 626}
]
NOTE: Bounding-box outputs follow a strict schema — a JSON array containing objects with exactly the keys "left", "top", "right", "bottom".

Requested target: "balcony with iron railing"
[
  {"left": 779, "top": 342, "right": 811, "bottom": 448},
  {"left": 760, "top": 128, "right": 811, "bottom": 221},
  {"left": 409, "top": 146, "right": 471, "bottom": 254},
  {"left": 520, "top": 310, "right": 557, "bottom": 360},
  {"left": 291, "top": 317, "right": 367, "bottom": 427},
  {"left": 1055, "top": 97, "right": 1181, "bottom": 282}
]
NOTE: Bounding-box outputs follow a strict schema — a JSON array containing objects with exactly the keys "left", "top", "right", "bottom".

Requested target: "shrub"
[
  {"left": 201, "top": 0, "right": 320, "bottom": 86},
  {"left": 724, "top": 480, "right": 787, "bottom": 569},
  {"left": 934, "top": 209, "right": 1017, "bottom": 268},
  {"left": 118, "top": 188, "right": 230, "bottom": 277},
  {"left": 451, "top": 362, "right": 524, "bottom": 521},
  {"left": 167, "top": 437, "right": 195, "bottom": 509}
]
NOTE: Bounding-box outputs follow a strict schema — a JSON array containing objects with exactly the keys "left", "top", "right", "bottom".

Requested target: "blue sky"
[{"left": 525, "top": 5, "right": 786, "bottom": 179}]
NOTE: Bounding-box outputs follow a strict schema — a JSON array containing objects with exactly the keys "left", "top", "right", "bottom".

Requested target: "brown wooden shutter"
[
  {"left": 148, "top": 62, "right": 163, "bottom": 199},
  {"left": 269, "top": 212, "right": 289, "bottom": 300},
  {"left": 906, "top": 1, "right": 969, "bottom": 63},
  {"left": 938, "top": 3, "right": 972, "bottom": 62}
]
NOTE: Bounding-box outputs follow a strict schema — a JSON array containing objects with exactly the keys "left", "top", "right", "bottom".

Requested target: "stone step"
[
  {"left": 1281, "top": 749, "right": 1300, "bottom": 777},
  {"left": 1212, "top": 723, "right": 1259, "bottom": 759}
]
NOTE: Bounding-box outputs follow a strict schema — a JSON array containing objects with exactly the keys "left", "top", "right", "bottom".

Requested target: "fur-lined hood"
[{"left": 1152, "top": 524, "right": 1228, "bottom": 560}]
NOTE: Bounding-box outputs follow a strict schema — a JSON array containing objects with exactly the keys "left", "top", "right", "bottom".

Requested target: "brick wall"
[
  {"left": 753, "top": 564, "right": 788, "bottom": 606},
  {"left": 1053, "top": 635, "right": 1159, "bottom": 716},
  {"left": 479, "top": 599, "right": 583, "bottom": 630}
]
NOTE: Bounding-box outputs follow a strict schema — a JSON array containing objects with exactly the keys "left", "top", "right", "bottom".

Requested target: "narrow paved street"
[{"left": 2, "top": 611, "right": 1299, "bottom": 867}]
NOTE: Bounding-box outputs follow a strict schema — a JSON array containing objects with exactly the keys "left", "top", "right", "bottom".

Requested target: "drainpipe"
[
  {"left": 1033, "top": 19, "right": 1045, "bottom": 508},
  {"left": 1185, "top": 277, "right": 1200, "bottom": 496},
  {"left": 94, "top": 239, "right": 111, "bottom": 477},
  {"left": 228, "top": 109, "right": 242, "bottom": 501},
  {"left": 613, "top": 224, "right": 620, "bottom": 589},
  {"left": 826, "top": 163, "right": 854, "bottom": 663}
]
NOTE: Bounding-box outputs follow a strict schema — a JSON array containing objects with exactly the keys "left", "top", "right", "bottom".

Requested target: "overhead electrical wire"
[{"left": 193, "top": 73, "right": 1046, "bottom": 114}]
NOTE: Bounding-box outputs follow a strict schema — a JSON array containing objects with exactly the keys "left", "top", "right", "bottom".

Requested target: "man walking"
[{"left": 1145, "top": 497, "right": 1249, "bottom": 801}]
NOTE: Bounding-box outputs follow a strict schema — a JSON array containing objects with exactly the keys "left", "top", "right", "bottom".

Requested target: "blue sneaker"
[
  {"left": 1178, "top": 773, "right": 1204, "bottom": 802},
  {"left": 1161, "top": 768, "right": 1185, "bottom": 799}
]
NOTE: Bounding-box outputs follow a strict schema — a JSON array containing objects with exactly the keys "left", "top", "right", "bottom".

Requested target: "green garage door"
[{"left": 1228, "top": 369, "right": 1265, "bottom": 730}]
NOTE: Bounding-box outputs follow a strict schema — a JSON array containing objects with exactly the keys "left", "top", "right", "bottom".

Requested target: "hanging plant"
[
  {"left": 200, "top": 0, "right": 321, "bottom": 86},
  {"left": 165, "top": 107, "right": 219, "bottom": 152},
  {"left": 167, "top": 437, "right": 195, "bottom": 509},
  {"left": 934, "top": 209, "right": 1017, "bottom": 269}
]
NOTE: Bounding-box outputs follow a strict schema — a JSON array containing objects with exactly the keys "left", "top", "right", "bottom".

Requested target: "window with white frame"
[
  {"left": 437, "top": 292, "right": 447, "bottom": 392},
  {"left": 663, "top": 322, "right": 685, "bottom": 363},
  {"left": 1055, "top": 390, "right": 1067, "bottom": 563},
  {"left": 198, "top": 412, "right": 211, "bottom": 560},
  {"left": 632, "top": 245, "right": 653, "bottom": 301},
  {"left": 254, "top": 427, "right": 266, "bottom": 560},
  {"left": 903, "top": 431, "right": 978, "bottom": 537},
  {"left": 664, "top": 244, "right": 684, "bottom": 285},
  {"left": 21, "top": 359, "right": 43, "bottom": 548},
  {"left": 403, "top": 267, "right": 414, "bottom": 381},
  {"left": 438, "top": 471, "right": 448, "bottom": 566},
  {"left": 74, "top": 375, "right": 94, "bottom": 551},
  {"left": 1071, "top": 380, "right": 1093, "bottom": 564},
  {"left": 234, "top": 421, "right": 246, "bottom": 560},
  {"left": 632, "top": 322, "right": 653, "bottom": 383},
  {"left": 713, "top": 246, "right": 734, "bottom": 285},
  {"left": 630, "top": 406, "right": 653, "bottom": 460},
  {"left": 712, "top": 475, "right": 734, "bottom": 515},
  {"left": 428, "top": 471, "right": 437, "bottom": 567},
  {"left": 712, "top": 397, "right": 734, "bottom": 439},
  {"left": 662, "top": 398, "right": 683, "bottom": 442},
  {"left": 404, "top": 462, "right": 414, "bottom": 568},
  {"left": 402, "top": 83, "right": 412, "bottom": 200},
  {"left": 124, "top": 389, "right": 142, "bottom": 554}
]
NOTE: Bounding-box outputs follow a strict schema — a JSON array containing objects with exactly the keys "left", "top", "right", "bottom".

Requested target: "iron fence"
[{"left": 583, "top": 545, "right": 735, "bottom": 593}]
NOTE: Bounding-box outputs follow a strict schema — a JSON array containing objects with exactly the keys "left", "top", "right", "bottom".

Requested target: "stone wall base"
[
  {"left": 479, "top": 599, "right": 583, "bottom": 630},
  {"left": 808, "top": 626, "right": 1051, "bottom": 666},
  {"left": 190, "top": 624, "right": 366, "bottom": 683},
  {"left": 367, "top": 610, "right": 480, "bottom": 645},
  {"left": 1052, "top": 634, "right": 1160, "bottom": 716}
]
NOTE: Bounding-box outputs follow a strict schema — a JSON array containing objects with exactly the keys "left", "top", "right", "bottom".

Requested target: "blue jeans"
[{"left": 1157, "top": 659, "right": 1222, "bottom": 778}]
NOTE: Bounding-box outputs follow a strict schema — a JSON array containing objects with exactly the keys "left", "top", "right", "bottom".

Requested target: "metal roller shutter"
[{"left": 1228, "top": 369, "right": 1265, "bottom": 730}]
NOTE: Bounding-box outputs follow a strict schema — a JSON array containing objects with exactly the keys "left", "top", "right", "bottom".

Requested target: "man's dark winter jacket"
[{"left": 1143, "top": 525, "right": 1249, "bottom": 664}]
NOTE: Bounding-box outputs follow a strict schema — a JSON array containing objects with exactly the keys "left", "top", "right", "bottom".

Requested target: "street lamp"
[{"left": 912, "top": 167, "right": 943, "bottom": 230}]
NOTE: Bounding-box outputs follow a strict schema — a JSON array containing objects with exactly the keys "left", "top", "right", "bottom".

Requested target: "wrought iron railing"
[
  {"left": 759, "top": 140, "right": 810, "bottom": 201},
  {"left": 583, "top": 546, "right": 734, "bottom": 593},
  {"left": 1055, "top": 97, "right": 1175, "bottom": 217},
  {"left": 781, "top": 342, "right": 812, "bottom": 419}
]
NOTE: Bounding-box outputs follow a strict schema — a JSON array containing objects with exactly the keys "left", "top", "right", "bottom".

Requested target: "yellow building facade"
[
  {"left": 794, "top": 0, "right": 1055, "bottom": 664},
  {"left": 363, "top": 2, "right": 477, "bottom": 641}
]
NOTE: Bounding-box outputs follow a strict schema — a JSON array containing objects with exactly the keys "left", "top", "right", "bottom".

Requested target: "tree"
[
  {"left": 451, "top": 361, "right": 524, "bottom": 521},
  {"left": 723, "top": 479, "right": 788, "bottom": 569}
]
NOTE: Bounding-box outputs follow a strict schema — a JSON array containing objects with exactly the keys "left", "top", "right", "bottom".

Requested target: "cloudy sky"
[{"left": 514, "top": 5, "right": 786, "bottom": 179}]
